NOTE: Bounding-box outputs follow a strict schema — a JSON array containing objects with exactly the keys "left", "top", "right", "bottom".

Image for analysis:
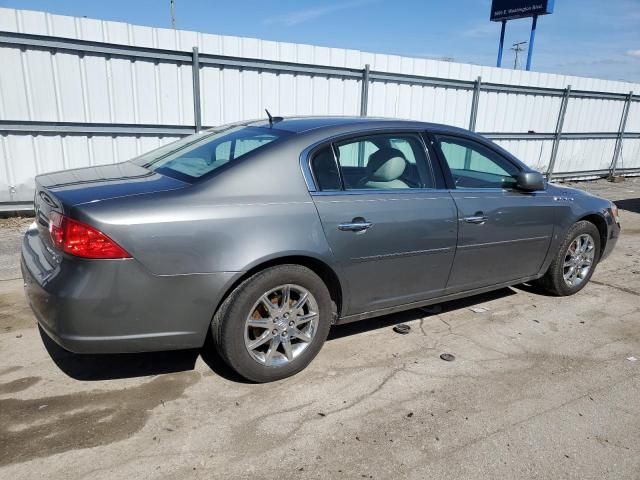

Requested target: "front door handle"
[
  {"left": 463, "top": 215, "right": 488, "bottom": 224},
  {"left": 338, "top": 219, "right": 373, "bottom": 232}
]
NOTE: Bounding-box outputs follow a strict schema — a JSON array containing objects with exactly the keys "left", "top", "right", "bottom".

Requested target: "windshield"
[{"left": 130, "top": 126, "right": 289, "bottom": 182}]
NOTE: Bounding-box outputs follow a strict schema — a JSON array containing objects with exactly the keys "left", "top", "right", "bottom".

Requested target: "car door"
[
  {"left": 308, "top": 131, "right": 458, "bottom": 315},
  {"left": 431, "top": 133, "right": 556, "bottom": 293}
]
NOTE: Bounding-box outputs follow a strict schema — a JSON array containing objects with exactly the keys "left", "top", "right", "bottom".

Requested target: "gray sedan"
[{"left": 22, "top": 117, "right": 620, "bottom": 382}]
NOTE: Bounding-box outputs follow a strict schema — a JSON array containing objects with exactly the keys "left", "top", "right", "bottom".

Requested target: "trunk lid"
[
  {"left": 32, "top": 163, "right": 188, "bottom": 256},
  {"left": 36, "top": 162, "right": 188, "bottom": 207}
]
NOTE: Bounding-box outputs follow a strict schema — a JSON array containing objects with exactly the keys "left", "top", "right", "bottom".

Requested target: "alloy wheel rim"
[
  {"left": 244, "top": 284, "right": 319, "bottom": 367},
  {"left": 563, "top": 233, "right": 595, "bottom": 288}
]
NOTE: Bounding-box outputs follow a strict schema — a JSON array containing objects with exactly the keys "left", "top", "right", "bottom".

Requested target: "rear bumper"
[{"left": 21, "top": 224, "right": 239, "bottom": 354}]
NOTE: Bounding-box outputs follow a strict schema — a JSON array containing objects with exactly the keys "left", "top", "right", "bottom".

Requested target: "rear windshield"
[{"left": 130, "top": 126, "right": 288, "bottom": 182}]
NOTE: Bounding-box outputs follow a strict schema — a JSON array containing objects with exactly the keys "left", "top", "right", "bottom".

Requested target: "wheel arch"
[
  {"left": 577, "top": 213, "right": 608, "bottom": 259},
  {"left": 216, "top": 255, "right": 344, "bottom": 323}
]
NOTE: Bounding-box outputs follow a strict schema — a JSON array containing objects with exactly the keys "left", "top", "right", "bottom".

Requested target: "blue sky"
[{"left": 1, "top": 0, "right": 639, "bottom": 82}]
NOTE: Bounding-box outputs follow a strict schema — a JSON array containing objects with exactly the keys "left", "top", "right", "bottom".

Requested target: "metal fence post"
[
  {"left": 192, "top": 46, "right": 202, "bottom": 132},
  {"left": 608, "top": 90, "right": 633, "bottom": 179},
  {"left": 360, "top": 64, "right": 370, "bottom": 117},
  {"left": 463, "top": 76, "right": 483, "bottom": 169},
  {"left": 468, "top": 76, "right": 482, "bottom": 131},
  {"left": 546, "top": 85, "right": 571, "bottom": 181}
]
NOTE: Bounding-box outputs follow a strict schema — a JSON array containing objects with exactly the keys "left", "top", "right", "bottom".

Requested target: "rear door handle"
[
  {"left": 463, "top": 215, "right": 488, "bottom": 224},
  {"left": 338, "top": 221, "right": 373, "bottom": 232}
]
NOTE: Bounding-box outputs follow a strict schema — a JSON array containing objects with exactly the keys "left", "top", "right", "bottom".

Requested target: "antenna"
[
  {"left": 264, "top": 109, "right": 283, "bottom": 127},
  {"left": 511, "top": 41, "right": 527, "bottom": 69}
]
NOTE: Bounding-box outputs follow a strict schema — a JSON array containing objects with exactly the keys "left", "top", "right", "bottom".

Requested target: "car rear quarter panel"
[
  {"left": 70, "top": 140, "right": 335, "bottom": 277},
  {"left": 22, "top": 228, "right": 236, "bottom": 352}
]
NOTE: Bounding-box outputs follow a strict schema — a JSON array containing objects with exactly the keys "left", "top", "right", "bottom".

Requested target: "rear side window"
[
  {"left": 131, "top": 126, "right": 287, "bottom": 182},
  {"left": 311, "top": 147, "right": 342, "bottom": 191},
  {"left": 389, "top": 138, "right": 418, "bottom": 164},
  {"left": 335, "top": 140, "right": 378, "bottom": 167},
  {"left": 335, "top": 133, "right": 432, "bottom": 190},
  {"left": 310, "top": 133, "right": 433, "bottom": 191}
]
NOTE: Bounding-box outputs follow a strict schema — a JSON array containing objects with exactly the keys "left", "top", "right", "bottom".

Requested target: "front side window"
[
  {"left": 435, "top": 136, "right": 519, "bottom": 189},
  {"left": 130, "top": 126, "right": 287, "bottom": 182},
  {"left": 317, "top": 133, "right": 431, "bottom": 190}
]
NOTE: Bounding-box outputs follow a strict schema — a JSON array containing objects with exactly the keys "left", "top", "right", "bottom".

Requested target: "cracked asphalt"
[{"left": 1, "top": 178, "right": 639, "bottom": 479}]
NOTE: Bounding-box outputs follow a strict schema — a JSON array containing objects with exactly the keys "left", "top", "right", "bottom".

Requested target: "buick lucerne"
[{"left": 22, "top": 117, "right": 620, "bottom": 382}]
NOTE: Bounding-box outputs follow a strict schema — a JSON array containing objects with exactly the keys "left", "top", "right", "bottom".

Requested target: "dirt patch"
[
  {"left": 0, "top": 217, "right": 33, "bottom": 231},
  {"left": 0, "top": 371, "right": 200, "bottom": 466},
  {"left": 0, "top": 366, "right": 23, "bottom": 377},
  {"left": 0, "top": 377, "right": 40, "bottom": 395},
  {"left": 0, "top": 218, "right": 29, "bottom": 281},
  {"left": 0, "top": 280, "right": 34, "bottom": 332}
]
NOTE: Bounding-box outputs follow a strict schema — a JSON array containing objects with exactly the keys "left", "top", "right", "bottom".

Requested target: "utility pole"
[
  {"left": 170, "top": 0, "right": 176, "bottom": 29},
  {"left": 511, "top": 41, "right": 527, "bottom": 69}
]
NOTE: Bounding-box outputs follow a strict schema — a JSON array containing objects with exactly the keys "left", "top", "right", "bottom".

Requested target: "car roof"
[
  {"left": 243, "top": 116, "right": 470, "bottom": 136},
  {"left": 239, "top": 116, "right": 531, "bottom": 173}
]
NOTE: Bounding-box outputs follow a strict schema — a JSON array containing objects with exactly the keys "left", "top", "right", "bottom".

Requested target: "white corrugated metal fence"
[{"left": 0, "top": 7, "right": 639, "bottom": 206}]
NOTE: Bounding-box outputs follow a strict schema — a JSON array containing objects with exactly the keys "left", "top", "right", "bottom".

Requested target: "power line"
[{"left": 510, "top": 41, "right": 527, "bottom": 70}]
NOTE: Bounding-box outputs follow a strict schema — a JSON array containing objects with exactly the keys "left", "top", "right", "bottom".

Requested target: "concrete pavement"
[{"left": 1, "top": 179, "right": 639, "bottom": 479}]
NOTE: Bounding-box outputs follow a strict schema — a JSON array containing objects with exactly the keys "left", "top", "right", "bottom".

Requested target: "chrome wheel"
[
  {"left": 244, "top": 284, "right": 319, "bottom": 367},
  {"left": 563, "top": 233, "right": 595, "bottom": 288}
]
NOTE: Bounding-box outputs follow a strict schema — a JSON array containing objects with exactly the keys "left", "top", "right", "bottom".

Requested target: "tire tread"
[{"left": 210, "top": 264, "right": 331, "bottom": 382}]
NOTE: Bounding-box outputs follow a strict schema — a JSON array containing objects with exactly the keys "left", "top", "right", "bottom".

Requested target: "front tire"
[
  {"left": 211, "top": 265, "right": 332, "bottom": 383},
  {"left": 537, "top": 220, "right": 601, "bottom": 296}
]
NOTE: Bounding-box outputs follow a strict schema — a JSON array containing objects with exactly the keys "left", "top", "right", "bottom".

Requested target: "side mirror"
[{"left": 515, "top": 171, "right": 545, "bottom": 192}]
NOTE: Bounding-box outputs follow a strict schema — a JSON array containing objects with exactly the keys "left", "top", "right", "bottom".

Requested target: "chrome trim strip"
[
  {"left": 458, "top": 235, "right": 550, "bottom": 249},
  {"left": 351, "top": 247, "right": 453, "bottom": 262}
]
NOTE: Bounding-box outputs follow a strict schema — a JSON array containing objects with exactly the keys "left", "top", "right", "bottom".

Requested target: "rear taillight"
[{"left": 48, "top": 212, "right": 130, "bottom": 259}]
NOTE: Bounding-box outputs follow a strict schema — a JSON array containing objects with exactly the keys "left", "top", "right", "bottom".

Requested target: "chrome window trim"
[
  {"left": 450, "top": 187, "right": 551, "bottom": 195},
  {"left": 308, "top": 186, "right": 549, "bottom": 197},
  {"left": 309, "top": 188, "right": 453, "bottom": 197}
]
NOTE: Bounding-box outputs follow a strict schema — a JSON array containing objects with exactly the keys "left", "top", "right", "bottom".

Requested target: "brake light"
[{"left": 48, "top": 212, "right": 130, "bottom": 259}]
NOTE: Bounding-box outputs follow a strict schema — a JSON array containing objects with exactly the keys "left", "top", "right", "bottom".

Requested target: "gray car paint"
[
  {"left": 313, "top": 189, "right": 458, "bottom": 313},
  {"left": 21, "top": 117, "right": 620, "bottom": 354},
  {"left": 445, "top": 188, "right": 555, "bottom": 292}
]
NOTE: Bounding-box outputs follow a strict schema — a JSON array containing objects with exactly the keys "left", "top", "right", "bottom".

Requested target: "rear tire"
[
  {"left": 537, "top": 220, "right": 601, "bottom": 296},
  {"left": 211, "top": 265, "right": 332, "bottom": 383}
]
